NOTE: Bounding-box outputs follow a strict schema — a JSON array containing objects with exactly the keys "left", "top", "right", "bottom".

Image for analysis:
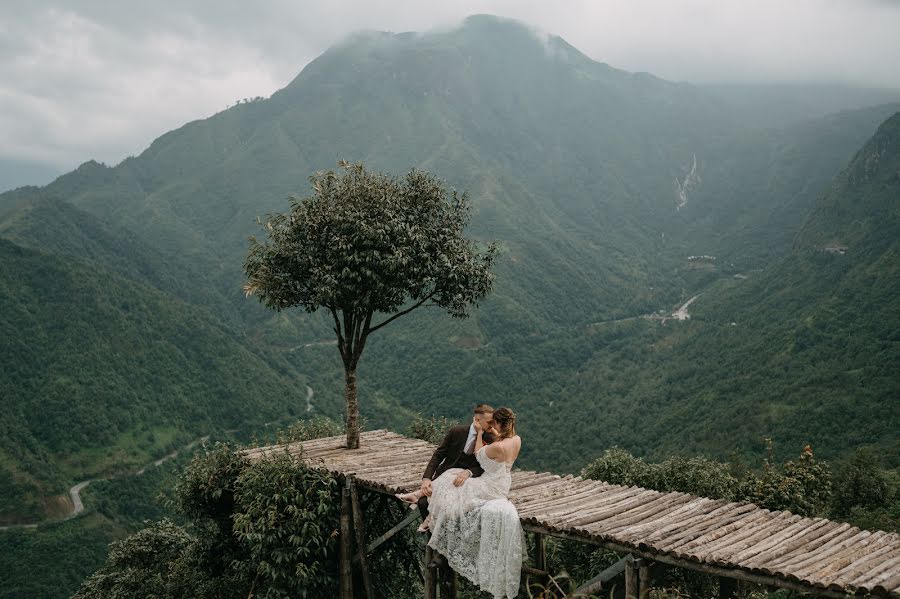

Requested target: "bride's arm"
[
  {"left": 484, "top": 438, "right": 506, "bottom": 460},
  {"left": 475, "top": 429, "right": 485, "bottom": 453}
]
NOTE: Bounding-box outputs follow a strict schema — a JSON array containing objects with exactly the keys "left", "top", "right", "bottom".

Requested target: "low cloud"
[{"left": 2, "top": 0, "right": 899, "bottom": 171}]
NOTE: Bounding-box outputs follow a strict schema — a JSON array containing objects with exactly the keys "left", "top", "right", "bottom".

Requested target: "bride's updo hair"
[{"left": 492, "top": 407, "right": 516, "bottom": 439}]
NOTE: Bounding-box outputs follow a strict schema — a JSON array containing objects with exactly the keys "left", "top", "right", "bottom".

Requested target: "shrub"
[
  {"left": 408, "top": 414, "right": 459, "bottom": 444},
  {"left": 72, "top": 519, "right": 193, "bottom": 599}
]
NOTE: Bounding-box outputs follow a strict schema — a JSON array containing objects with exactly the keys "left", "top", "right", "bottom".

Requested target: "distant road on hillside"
[{"left": 0, "top": 435, "right": 209, "bottom": 532}]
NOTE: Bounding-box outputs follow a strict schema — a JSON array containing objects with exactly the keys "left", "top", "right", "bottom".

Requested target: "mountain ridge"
[{"left": 2, "top": 14, "right": 898, "bottom": 499}]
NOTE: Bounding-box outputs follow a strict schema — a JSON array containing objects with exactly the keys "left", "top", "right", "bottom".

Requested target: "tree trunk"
[{"left": 345, "top": 367, "right": 360, "bottom": 449}]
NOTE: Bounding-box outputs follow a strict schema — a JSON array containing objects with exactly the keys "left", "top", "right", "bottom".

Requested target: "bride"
[{"left": 405, "top": 407, "right": 525, "bottom": 599}]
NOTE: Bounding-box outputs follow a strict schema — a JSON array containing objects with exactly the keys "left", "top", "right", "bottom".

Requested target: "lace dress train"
[{"left": 427, "top": 446, "right": 526, "bottom": 599}]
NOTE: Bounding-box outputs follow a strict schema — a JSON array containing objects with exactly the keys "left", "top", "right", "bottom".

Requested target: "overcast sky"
[{"left": 3, "top": 0, "right": 900, "bottom": 178}]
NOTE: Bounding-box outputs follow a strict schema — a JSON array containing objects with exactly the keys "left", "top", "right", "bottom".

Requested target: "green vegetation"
[
  {"left": 583, "top": 442, "right": 832, "bottom": 517},
  {"left": 0, "top": 237, "right": 316, "bottom": 521},
  {"left": 73, "top": 431, "right": 422, "bottom": 599}
]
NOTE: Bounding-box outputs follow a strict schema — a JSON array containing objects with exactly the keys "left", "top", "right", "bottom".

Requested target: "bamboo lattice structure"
[{"left": 242, "top": 430, "right": 900, "bottom": 598}]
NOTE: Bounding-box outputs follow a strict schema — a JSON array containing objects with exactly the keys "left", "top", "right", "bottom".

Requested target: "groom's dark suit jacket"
[
  {"left": 423, "top": 425, "right": 485, "bottom": 481},
  {"left": 418, "top": 425, "right": 484, "bottom": 519}
]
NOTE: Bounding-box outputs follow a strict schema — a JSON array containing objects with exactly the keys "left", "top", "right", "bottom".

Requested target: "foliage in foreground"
[
  {"left": 74, "top": 418, "right": 422, "bottom": 598},
  {"left": 583, "top": 440, "right": 833, "bottom": 516},
  {"left": 72, "top": 415, "right": 899, "bottom": 599},
  {"left": 74, "top": 442, "right": 342, "bottom": 599}
]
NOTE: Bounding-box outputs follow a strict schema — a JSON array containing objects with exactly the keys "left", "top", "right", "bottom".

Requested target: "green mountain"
[{"left": 2, "top": 13, "right": 898, "bottom": 515}]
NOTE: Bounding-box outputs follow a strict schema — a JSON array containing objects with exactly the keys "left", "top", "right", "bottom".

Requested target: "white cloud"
[{"left": 1, "top": 0, "right": 899, "bottom": 171}]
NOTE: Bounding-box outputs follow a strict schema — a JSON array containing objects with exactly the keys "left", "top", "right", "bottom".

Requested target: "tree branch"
[
  {"left": 354, "top": 311, "right": 374, "bottom": 362},
  {"left": 342, "top": 309, "right": 355, "bottom": 368},
  {"left": 366, "top": 292, "right": 436, "bottom": 335},
  {"left": 329, "top": 307, "right": 347, "bottom": 363}
]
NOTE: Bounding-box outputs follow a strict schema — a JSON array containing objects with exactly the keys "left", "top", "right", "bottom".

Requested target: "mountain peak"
[{"left": 281, "top": 13, "right": 602, "bottom": 96}]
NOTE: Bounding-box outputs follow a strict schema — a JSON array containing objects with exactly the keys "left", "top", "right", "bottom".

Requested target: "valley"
[
  {"left": 0, "top": 435, "right": 210, "bottom": 531},
  {"left": 1, "top": 13, "right": 898, "bottom": 598}
]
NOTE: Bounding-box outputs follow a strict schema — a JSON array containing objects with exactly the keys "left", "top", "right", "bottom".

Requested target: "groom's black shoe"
[{"left": 428, "top": 553, "right": 448, "bottom": 569}]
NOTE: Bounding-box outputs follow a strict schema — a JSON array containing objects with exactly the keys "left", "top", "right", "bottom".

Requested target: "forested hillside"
[
  {"left": 2, "top": 20, "right": 899, "bottom": 596},
  {"left": 0, "top": 233, "right": 312, "bottom": 523},
  {"left": 551, "top": 111, "right": 900, "bottom": 471},
  {"left": 2, "top": 14, "right": 898, "bottom": 499}
]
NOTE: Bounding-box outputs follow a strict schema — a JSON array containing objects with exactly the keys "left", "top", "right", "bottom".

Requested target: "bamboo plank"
[
  {"left": 708, "top": 512, "right": 799, "bottom": 564},
  {"left": 539, "top": 486, "right": 648, "bottom": 519},
  {"left": 515, "top": 480, "right": 598, "bottom": 513},
  {"left": 512, "top": 476, "right": 590, "bottom": 501},
  {"left": 770, "top": 523, "right": 859, "bottom": 570},
  {"left": 846, "top": 548, "right": 900, "bottom": 588},
  {"left": 238, "top": 432, "right": 900, "bottom": 598},
  {"left": 563, "top": 491, "right": 667, "bottom": 529},
  {"left": 776, "top": 531, "right": 878, "bottom": 578},
  {"left": 734, "top": 516, "right": 850, "bottom": 568},
  {"left": 667, "top": 509, "right": 770, "bottom": 553},
  {"left": 583, "top": 494, "right": 690, "bottom": 537},
  {"left": 694, "top": 513, "right": 796, "bottom": 563},
  {"left": 602, "top": 494, "right": 696, "bottom": 536},
  {"left": 753, "top": 520, "right": 847, "bottom": 570},
  {"left": 618, "top": 498, "right": 731, "bottom": 543},
  {"left": 519, "top": 481, "right": 613, "bottom": 519},
  {"left": 800, "top": 531, "right": 890, "bottom": 586},
  {"left": 813, "top": 539, "right": 897, "bottom": 586},
  {"left": 349, "top": 462, "right": 426, "bottom": 479},
  {"left": 512, "top": 476, "right": 581, "bottom": 503},
  {"left": 873, "top": 573, "right": 900, "bottom": 595},
  {"left": 754, "top": 524, "right": 858, "bottom": 571},
  {"left": 671, "top": 511, "right": 774, "bottom": 559},
  {"left": 650, "top": 502, "right": 759, "bottom": 550},
  {"left": 510, "top": 472, "right": 563, "bottom": 491},
  {"left": 524, "top": 486, "right": 640, "bottom": 523}
]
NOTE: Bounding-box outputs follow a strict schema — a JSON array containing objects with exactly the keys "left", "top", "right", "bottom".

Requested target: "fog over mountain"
[{"left": 2, "top": 0, "right": 899, "bottom": 182}]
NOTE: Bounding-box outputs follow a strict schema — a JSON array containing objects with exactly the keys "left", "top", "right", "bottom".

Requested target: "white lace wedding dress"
[{"left": 427, "top": 445, "right": 526, "bottom": 599}]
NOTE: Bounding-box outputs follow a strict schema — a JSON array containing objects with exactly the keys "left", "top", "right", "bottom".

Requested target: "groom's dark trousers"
[{"left": 417, "top": 425, "right": 485, "bottom": 519}]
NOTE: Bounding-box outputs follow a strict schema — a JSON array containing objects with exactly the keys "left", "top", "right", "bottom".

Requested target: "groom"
[{"left": 417, "top": 403, "right": 495, "bottom": 520}]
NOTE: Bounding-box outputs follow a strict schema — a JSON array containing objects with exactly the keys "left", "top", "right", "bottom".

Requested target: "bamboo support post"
[
  {"left": 535, "top": 532, "right": 547, "bottom": 573},
  {"left": 349, "top": 480, "right": 374, "bottom": 599},
  {"left": 439, "top": 562, "right": 458, "bottom": 599},
  {"left": 425, "top": 544, "right": 437, "bottom": 599},
  {"left": 340, "top": 486, "right": 354, "bottom": 599},
  {"left": 637, "top": 559, "right": 652, "bottom": 599},
  {"left": 625, "top": 555, "right": 638, "bottom": 599},
  {"left": 719, "top": 576, "right": 737, "bottom": 599}
]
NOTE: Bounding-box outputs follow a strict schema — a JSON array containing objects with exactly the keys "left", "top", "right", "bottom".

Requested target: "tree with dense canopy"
[{"left": 244, "top": 162, "right": 496, "bottom": 448}]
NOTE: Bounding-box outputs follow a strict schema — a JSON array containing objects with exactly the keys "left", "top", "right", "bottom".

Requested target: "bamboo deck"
[{"left": 242, "top": 430, "right": 900, "bottom": 597}]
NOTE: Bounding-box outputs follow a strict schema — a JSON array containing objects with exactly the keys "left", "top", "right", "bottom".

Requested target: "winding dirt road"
[{"left": 0, "top": 435, "right": 209, "bottom": 532}]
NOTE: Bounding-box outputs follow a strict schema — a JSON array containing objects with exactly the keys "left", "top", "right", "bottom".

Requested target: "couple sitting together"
[{"left": 397, "top": 404, "right": 525, "bottom": 599}]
